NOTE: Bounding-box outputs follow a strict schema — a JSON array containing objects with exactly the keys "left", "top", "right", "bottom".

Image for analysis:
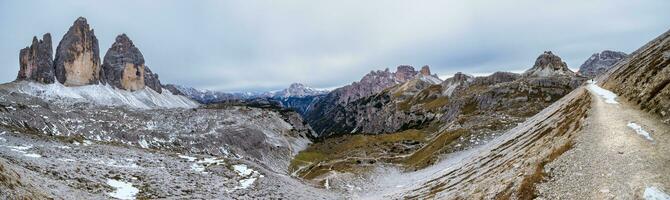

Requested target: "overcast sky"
[{"left": 1, "top": 0, "right": 668, "bottom": 91}]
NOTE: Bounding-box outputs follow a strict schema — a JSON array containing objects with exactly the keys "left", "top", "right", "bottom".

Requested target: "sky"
[{"left": 1, "top": 0, "right": 669, "bottom": 92}]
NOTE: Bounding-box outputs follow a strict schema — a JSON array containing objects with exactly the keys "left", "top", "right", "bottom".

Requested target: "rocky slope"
[
  {"left": 304, "top": 53, "right": 583, "bottom": 138},
  {"left": 578, "top": 50, "right": 627, "bottom": 78},
  {"left": 601, "top": 29, "right": 670, "bottom": 124},
  {"left": 303, "top": 65, "right": 437, "bottom": 136},
  {"left": 0, "top": 83, "right": 332, "bottom": 199},
  {"left": 17, "top": 34, "right": 54, "bottom": 84}
]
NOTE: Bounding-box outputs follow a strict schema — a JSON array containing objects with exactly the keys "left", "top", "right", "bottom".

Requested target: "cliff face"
[
  {"left": 578, "top": 50, "right": 627, "bottom": 78},
  {"left": 601, "top": 29, "right": 670, "bottom": 124},
  {"left": 54, "top": 17, "right": 102, "bottom": 86},
  {"left": 102, "top": 34, "right": 146, "bottom": 91},
  {"left": 17, "top": 34, "right": 54, "bottom": 84}
]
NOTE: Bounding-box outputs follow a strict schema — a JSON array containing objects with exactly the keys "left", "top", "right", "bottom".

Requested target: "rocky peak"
[
  {"left": 441, "top": 72, "right": 474, "bottom": 96},
  {"left": 102, "top": 34, "right": 147, "bottom": 91},
  {"left": 17, "top": 33, "right": 54, "bottom": 84},
  {"left": 54, "top": 17, "right": 102, "bottom": 86},
  {"left": 395, "top": 65, "right": 418, "bottom": 82},
  {"left": 524, "top": 51, "right": 575, "bottom": 77},
  {"left": 420, "top": 65, "right": 431, "bottom": 76},
  {"left": 578, "top": 50, "right": 627, "bottom": 78}
]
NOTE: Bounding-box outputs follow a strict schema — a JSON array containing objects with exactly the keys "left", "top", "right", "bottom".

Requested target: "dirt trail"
[{"left": 537, "top": 84, "right": 670, "bottom": 199}]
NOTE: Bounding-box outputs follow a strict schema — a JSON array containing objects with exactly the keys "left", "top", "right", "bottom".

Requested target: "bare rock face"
[
  {"left": 420, "top": 65, "right": 431, "bottom": 76},
  {"left": 395, "top": 65, "right": 418, "bottom": 82},
  {"left": 17, "top": 33, "right": 54, "bottom": 83},
  {"left": 144, "top": 66, "right": 162, "bottom": 93},
  {"left": 102, "top": 34, "right": 146, "bottom": 91},
  {"left": 578, "top": 50, "right": 627, "bottom": 78},
  {"left": 602, "top": 29, "right": 670, "bottom": 124},
  {"left": 54, "top": 17, "right": 102, "bottom": 86},
  {"left": 524, "top": 51, "right": 575, "bottom": 77}
]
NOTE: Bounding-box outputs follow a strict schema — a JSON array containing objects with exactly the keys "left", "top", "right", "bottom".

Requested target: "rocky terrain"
[
  {"left": 578, "top": 50, "right": 627, "bottom": 78},
  {"left": 2, "top": 16, "right": 669, "bottom": 200},
  {"left": 601, "top": 30, "right": 670, "bottom": 124}
]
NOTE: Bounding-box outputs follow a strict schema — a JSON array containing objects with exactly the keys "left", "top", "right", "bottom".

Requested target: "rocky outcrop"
[
  {"left": 441, "top": 72, "right": 475, "bottom": 97},
  {"left": 102, "top": 34, "right": 146, "bottom": 91},
  {"left": 144, "top": 66, "right": 162, "bottom": 93},
  {"left": 578, "top": 50, "right": 627, "bottom": 78},
  {"left": 16, "top": 34, "right": 54, "bottom": 84},
  {"left": 602, "top": 29, "right": 670, "bottom": 124},
  {"left": 524, "top": 51, "right": 575, "bottom": 77},
  {"left": 54, "top": 17, "right": 102, "bottom": 86},
  {"left": 303, "top": 65, "right": 428, "bottom": 136}
]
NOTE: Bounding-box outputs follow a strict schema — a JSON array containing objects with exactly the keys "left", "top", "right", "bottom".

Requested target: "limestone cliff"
[
  {"left": 17, "top": 33, "right": 54, "bottom": 84},
  {"left": 54, "top": 17, "right": 102, "bottom": 86}
]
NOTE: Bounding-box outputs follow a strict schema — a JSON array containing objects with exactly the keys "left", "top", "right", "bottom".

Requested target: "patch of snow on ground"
[
  {"left": 178, "top": 154, "right": 197, "bottom": 162},
  {"left": 5, "top": 145, "right": 42, "bottom": 158},
  {"left": 138, "top": 139, "right": 149, "bottom": 148},
  {"left": 12, "top": 81, "right": 199, "bottom": 109},
  {"left": 586, "top": 80, "right": 619, "bottom": 104},
  {"left": 233, "top": 164, "right": 254, "bottom": 176},
  {"left": 231, "top": 164, "right": 261, "bottom": 190},
  {"left": 627, "top": 122, "right": 654, "bottom": 141},
  {"left": 644, "top": 186, "right": 670, "bottom": 200},
  {"left": 106, "top": 179, "right": 139, "bottom": 200}
]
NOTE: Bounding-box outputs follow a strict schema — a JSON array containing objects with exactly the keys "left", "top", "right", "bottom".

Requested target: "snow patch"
[
  {"left": 106, "top": 179, "right": 139, "bottom": 200},
  {"left": 644, "top": 186, "right": 670, "bottom": 200},
  {"left": 586, "top": 80, "right": 619, "bottom": 104},
  {"left": 11, "top": 81, "right": 199, "bottom": 109},
  {"left": 627, "top": 122, "right": 653, "bottom": 141},
  {"left": 232, "top": 164, "right": 261, "bottom": 190}
]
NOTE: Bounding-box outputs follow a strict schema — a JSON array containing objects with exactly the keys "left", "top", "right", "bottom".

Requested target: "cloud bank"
[{"left": 1, "top": 0, "right": 668, "bottom": 91}]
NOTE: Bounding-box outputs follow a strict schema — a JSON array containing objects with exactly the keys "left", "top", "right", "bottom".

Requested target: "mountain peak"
[
  {"left": 524, "top": 51, "right": 575, "bottom": 77},
  {"left": 578, "top": 50, "right": 627, "bottom": 78}
]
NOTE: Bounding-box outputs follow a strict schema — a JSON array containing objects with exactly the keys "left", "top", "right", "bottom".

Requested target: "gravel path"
[{"left": 537, "top": 84, "right": 670, "bottom": 199}]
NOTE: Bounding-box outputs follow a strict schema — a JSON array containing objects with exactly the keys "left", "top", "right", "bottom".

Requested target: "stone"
[
  {"left": 102, "top": 34, "right": 146, "bottom": 91},
  {"left": 17, "top": 33, "right": 54, "bottom": 84},
  {"left": 54, "top": 17, "right": 102, "bottom": 86}
]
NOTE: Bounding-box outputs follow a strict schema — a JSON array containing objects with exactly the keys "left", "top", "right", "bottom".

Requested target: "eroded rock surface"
[
  {"left": 602, "top": 29, "right": 670, "bottom": 124},
  {"left": 102, "top": 34, "right": 146, "bottom": 91},
  {"left": 16, "top": 34, "right": 54, "bottom": 84},
  {"left": 578, "top": 50, "right": 627, "bottom": 78},
  {"left": 524, "top": 51, "right": 575, "bottom": 77},
  {"left": 54, "top": 17, "right": 102, "bottom": 86}
]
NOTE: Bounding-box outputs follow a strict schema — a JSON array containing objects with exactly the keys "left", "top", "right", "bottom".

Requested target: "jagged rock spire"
[
  {"left": 54, "top": 17, "right": 102, "bottom": 86},
  {"left": 17, "top": 33, "right": 54, "bottom": 83}
]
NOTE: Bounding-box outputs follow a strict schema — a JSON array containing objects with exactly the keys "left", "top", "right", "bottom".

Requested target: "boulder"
[
  {"left": 54, "top": 17, "right": 102, "bottom": 86},
  {"left": 17, "top": 33, "right": 54, "bottom": 83}
]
